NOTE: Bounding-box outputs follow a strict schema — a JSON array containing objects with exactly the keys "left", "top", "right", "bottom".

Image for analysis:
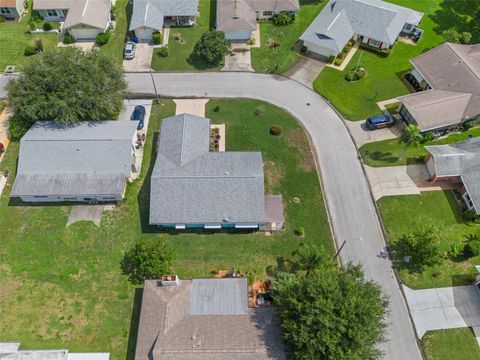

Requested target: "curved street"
[{"left": 126, "top": 71, "right": 422, "bottom": 360}]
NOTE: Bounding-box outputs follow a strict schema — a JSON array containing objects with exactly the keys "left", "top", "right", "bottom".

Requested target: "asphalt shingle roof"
[
  {"left": 150, "top": 114, "right": 266, "bottom": 225},
  {"left": 11, "top": 121, "right": 137, "bottom": 198},
  {"left": 63, "top": 0, "right": 110, "bottom": 29},
  {"left": 33, "top": 0, "right": 73, "bottom": 10},
  {"left": 300, "top": 0, "right": 423, "bottom": 53}
]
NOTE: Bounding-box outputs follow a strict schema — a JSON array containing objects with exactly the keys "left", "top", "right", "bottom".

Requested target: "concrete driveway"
[
  {"left": 283, "top": 56, "right": 326, "bottom": 89},
  {"left": 222, "top": 44, "right": 253, "bottom": 72},
  {"left": 123, "top": 43, "right": 154, "bottom": 72},
  {"left": 125, "top": 72, "right": 423, "bottom": 360},
  {"left": 67, "top": 205, "right": 104, "bottom": 227},
  {"left": 404, "top": 285, "right": 480, "bottom": 338},
  {"left": 345, "top": 119, "right": 405, "bottom": 147}
]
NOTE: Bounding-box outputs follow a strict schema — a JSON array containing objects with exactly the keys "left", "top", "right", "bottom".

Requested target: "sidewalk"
[{"left": 325, "top": 40, "right": 360, "bottom": 71}]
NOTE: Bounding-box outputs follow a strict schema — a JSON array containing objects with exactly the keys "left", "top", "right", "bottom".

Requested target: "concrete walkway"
[
  {"left": 174, "top": 99, "right": 209, "bottom": 117},
  {"left": 326, "top": 40, "right": 360, "bottom": 71},
  {"left": 377, "top": 98, "right": 400, "bottom": 111},
  {"left": 250, "top": 24, "right": 261, "bottom": 48},
  {"left": 403, "top": 285, "right": 480, "bottom": 339},
  {"left": 283, "top": 56, "right": 326, "bottom": 89}
]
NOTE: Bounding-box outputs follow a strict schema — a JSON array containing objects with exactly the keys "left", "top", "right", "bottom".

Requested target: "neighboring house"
[
  {"left": 32, "top": 0, "right": 72, "bottom": 22},
  {"left": 63, "top": 0, "right": 112, "bottom": 40},
  {"left": 0, "top": 0, "right": 24, "bottom": 19},
  {"left": 0, "top": 342, "right": 109, "bottom": 360},
  {"left": 129, "top": 0, "right": 198, "bottom": 42},
  {"left": 299, "top": 0, "right": 423, "bottom": 58},
  {"left": 149, "top": 114, "right": 285, "bottom": 231},
  {"left": 135, "top": 277, "right": 287, "bottom": 360},
  {"left": 11, "top": 121, "right": 139, "bottom": 203},
  {"left": 398, "top": 43, "right": 480, "bottom": 133},
  {"left": 425, "top": 137, "right": 480, "bottom": 216},
  {"left": 217, "top": 0, "right": 300, "bottom": 41}
]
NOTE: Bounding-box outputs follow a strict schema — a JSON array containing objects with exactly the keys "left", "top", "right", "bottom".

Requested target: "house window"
[
  {"left": 368, "top": 38, "right": 382, "bottom": 47},
  {"left": 47, "top": 9, "right": 58, "bottom": 17},
  {"left": 403, "top": 23, "right": 413, "bottom": 31},
  {"left": 263, "top": 11, "right": 273, "bottom": 17},
  {"left": 0, "top": 7, "right": 12, "bottom": 15}
]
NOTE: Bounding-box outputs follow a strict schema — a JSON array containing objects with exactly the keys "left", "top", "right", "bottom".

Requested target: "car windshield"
[{"left": 125, "top": 49, "right": 132, "bottom": 53}]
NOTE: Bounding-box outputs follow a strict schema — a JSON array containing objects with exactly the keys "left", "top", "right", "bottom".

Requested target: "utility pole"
[{"left": 355, "top": 50, "right": 363, "bottom": 72}]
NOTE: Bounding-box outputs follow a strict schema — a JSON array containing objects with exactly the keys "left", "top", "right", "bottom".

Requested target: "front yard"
[
  {"left": 313, "top": 0, "right": 446, "bottom": 120},
  {"left": 359, "top": 126, "right": 480, "bottom": 167},
  {"left": 0, "top": 98, "right": 332, "bottom": 357},
  {"left": 378, "top": 191, "right": 480, "bottom": 289},
  {"left": 422, "top": 328, "right": 480, "bottom": 360},
  {"left": 98, "top": 0, "right": 130, "bottom": 66}
]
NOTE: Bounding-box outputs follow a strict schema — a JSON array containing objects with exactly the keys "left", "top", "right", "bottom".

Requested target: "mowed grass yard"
[
  {"left": 359, "top": 126, "right": 480, "bottom": 167},
  {"left": 378, "top": 191, "right": 480, "bottom": 289},
  {"left": 0, "top": 3, "right": 60, "bottom": 70},
  {"left": 251, "top": 0, "right": 327, "bottom": 73},
  {"left": 98, "top": 0, "right": 129, "bottom": 67},
  {"left": 422, "top": 328, "right": 480, "bottom": 360},
  {"left": 314, "top": 0, "right": 447, "bottom": 120},
  {"left": 151, "top": 0, "right": 219, "bottom": 71},
  {"left": 0, "top": 99, "right": 332, "bottom": 357}
]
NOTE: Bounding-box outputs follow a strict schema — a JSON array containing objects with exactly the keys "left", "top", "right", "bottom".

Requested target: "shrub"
[
  {"left": 345, "top": 68, "right": 367, "bottom": 81},
  {"left": 463, "top": 209, "right": 477, "bottom": 222},
  {"left": 334, "top": 58, "right": 342, "bottom": 66},
  {"left": 255, "top": 105, "right": 265, "bottom": 116},
  {"left": 300, "top": 45, "right": 307, "bottom": 54},
  {"left": 31, "top": 10, "right": 43, "bottom": 22},
  {"left": 95, "top": 31, "right": 110, "bottom": 46},
  {"left": 213, "top": 105, "right": 220, "bottom": 112},
  {"left": 34, "top": 39, "right": 43, "bottom": 53},
  {"left": 157, "top": 46, "right": 168, "bottom": 57},
  {"left": 267, "top": 38, "right": 281, "bottom": 50},
  {"left": 464, "top": 241, "right": 480, "bottom": 258},
  {"left": 294, "top": 227, "right": 305, "bottom": 236},
  {"left": 422, "top": 131, "right": 435, "bottom": 142},
  {"left": 247, "top": 273, "right": 255, "bottom": 286},
  {"left": 360, "top": 43, "right": 391, "bottom": 57},
  {"left": 461, "top": 120, "right": 475, "bottom": 131},
  {"left": 24, "top": 46, "right": 37, "bottom": 56},
  {"left": 247, "top": 37, "right": 256, "bottom": 46},
  {"left": 327, "top": 55, "right": 335, "bottom": 63},
  {"left": 193, "top": 30, "right": 231, "bottom": 65},
  {"left": 269, "top": 125, "right": 283, "bottom": 136},
  {"left": 152, "top": 32, "right": 162, "bottom": 45},
  {"left": 345, "top": 71, "right": 355, "bottom": 81},
  {"left": 0, "top": 16, "right": 5, "bottom": 23},
  {"left": 42, "top": 22, "right": 52, "bottom": 31},
  {"left": 449, "top": 243, "right": 463, "bottom": 258},
  {"left": 63, "top": 33, "right": 75, "bottom": 44},
  {"left": 272, "top": 11, "right": 295, "bottom": 26}
]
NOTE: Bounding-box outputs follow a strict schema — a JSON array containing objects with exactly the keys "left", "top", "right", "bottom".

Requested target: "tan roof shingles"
[
  {"left": 32, "top": 0, "right": 73, "bottom": 10},
  {"left": 63, "top": 0, "right": 110, "bottom": 29}
]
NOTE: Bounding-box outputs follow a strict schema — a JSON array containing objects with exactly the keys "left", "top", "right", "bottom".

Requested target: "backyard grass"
[
  {"left": 359, "top": 126, "right": 480, "bottom": 167},
  {"left": 98, "top": 0, "right": 129, "bottom": 67},
  {"left": 251, "top": 0, "right": 327, "bottom": 73},
  {"left": 0, "top": 1, "right": 60, "bottom": 71},
  {"left": 422, "top": 328, "right": 480, "bottom": 360},
  {"left": 314, "top": 0, "right": 446, "bottom": 120},
  {"left": 0, "top": 99, "right": 332, "bottom": 357},
  {"left": 378, "top": 191, "right": 480, "bottom": 289},
  {"left": 151, "top": 0, "right": 220, "bottom": 71}
]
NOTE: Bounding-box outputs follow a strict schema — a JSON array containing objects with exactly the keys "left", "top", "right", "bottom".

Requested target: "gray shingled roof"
[
  {"left": 11, "top": 121, "right": 136, "bottom": 198},
  {"left": 216, "top": 0, "right": 257, "bottom": 32},
  {"left": 33, "top": 0, "right": 73, "bottom": 10},
  {"left": 63, "top": 0, "right": 110, "bottom": 29},
  {"left": 249, "top": 0, "right": 299, "bottom": 12},
  {"left": 150, "top": 114, "right": 266, "bottom": 225},
  {"left": 425, "top": 137, "right": 480, "bottom": 214},
  {"left": 300, "top": 0, "right": 423, "bottom": 53},
  {"left": 135, "top": 279, "right": 287, "bottom": 360},
  {"left": 129, "top": 0, "right": 198, "bottom": 31},
  {"left": 398, "top": 43, "right": 480, "bottom": 131}
]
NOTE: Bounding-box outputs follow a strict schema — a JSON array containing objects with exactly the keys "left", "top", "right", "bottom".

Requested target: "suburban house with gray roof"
[
  {"left": 0, "top": 342, "right": 109, "bottom": 360},
  {"left": 0, "top": 0, "right": 24, "bottom": 19},
  {"left": 129, "top": 0, "right": 198, "bottom": 42},
  {"left": 299, "top": 0, "right": 423, "bottom": 58},
  {"left": 150, "top": 114, "right": 284, "bottom": 231},
  {"left": 33, "top": 0, "right": 73, "bottom": 22},
  {"left": 398, "top": 43, "right": 480, "bottom": 133},
  {"left": 217, "top": 0, "right": 300, "bottom": 41},
  {"left": 135, "top": 277, "right": 287, "bottom": 360},
  {"left": 11, "top": 121, "right": 139, "bottom": 204},
  {"left": 425, "top": 137, "right": 480, "bottom": 216}
]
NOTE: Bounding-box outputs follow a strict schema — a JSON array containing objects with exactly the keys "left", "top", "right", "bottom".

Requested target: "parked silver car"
[{"left": 124, "top": 42, "right": 136, "bottom": 60}]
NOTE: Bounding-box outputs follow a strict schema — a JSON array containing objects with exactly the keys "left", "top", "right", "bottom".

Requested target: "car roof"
[
  {"left": 369, "top": 114, "right": 387, "bottom": 123},
  {"left": 126, "top": 43, "right": 135, "bottom": 49}
]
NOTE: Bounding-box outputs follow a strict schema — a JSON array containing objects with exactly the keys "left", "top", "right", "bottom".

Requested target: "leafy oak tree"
[
  {"left": 396, "top": 227, "right": 441, "bottom": 270},
  {"left": 193, "top": 30, "right": 231, "bottom": 65},
  {"left": 272, "top": 263, "right": 389, "bottom": 360},
  {"left": 8, "top": 46, "right": 126, "bottom": 137}
]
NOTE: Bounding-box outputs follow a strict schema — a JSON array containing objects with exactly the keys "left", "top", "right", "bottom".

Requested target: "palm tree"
[
  {"left": 398, "top": 124, "right": 423, "bottom": 159},
  {"left": 292, "top": 244, "right": 326, "bottom": 276}
]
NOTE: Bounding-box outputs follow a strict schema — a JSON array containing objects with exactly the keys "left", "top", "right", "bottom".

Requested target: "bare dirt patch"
[
  {"left": 264, "top": 160, "right": 284, "bottom": 191},
  {"left": 287, "top": 129, "right": 316, "bottom": 171}
]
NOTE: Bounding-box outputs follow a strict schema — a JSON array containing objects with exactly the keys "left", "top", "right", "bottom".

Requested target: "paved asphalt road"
[{"left": 126, "top": 72, "right": 422, "bottom": 360}]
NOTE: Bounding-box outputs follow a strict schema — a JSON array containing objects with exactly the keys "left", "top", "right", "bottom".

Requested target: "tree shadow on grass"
[
  {"left": 365, "top": 151, "right": 399, "bottom": 164},
  {"left": 451, "top": 273, "right": 477, "bottom": 287},
  {"left": 125, "top": 287, "right": 143, "bottom": 360},
  {"left": 186, "top": 53, "right": 222, "bottom": 71},
  {"left": 445, "top": 190, "right": 466, "bottom": 224}
]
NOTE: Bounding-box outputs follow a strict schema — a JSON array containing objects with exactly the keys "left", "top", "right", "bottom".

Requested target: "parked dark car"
[
  {"left": 365, "top": 114, "right": 395, "bottom": 130},
  {"left": 131, "top": 105, "right": 146, "bottom": 130}
]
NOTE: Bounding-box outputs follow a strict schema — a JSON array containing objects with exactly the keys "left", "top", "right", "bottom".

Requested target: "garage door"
[
  {"left": 69, "top": 28, "right": 103, "bottom": 40},
  {"left": 225, "top": 30, "right": 251, "bottom": 41},
  {"left": 135, "top": 28, "right": 153, "bottom": 42}
]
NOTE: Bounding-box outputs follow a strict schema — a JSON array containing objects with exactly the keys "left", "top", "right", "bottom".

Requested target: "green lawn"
[
  {"left": 0, "top": 1, "right": 60, "bottom": 70},
  {"left": 0, "top": 99, "right": 332, "bottom": 357},
  {"left": 378, "top": 191, "right": 480, "bottom": 289},
  {"left": 314, "top": 0, "right": 446, "bottom": 120},
  {"left": 251, "top": 1, "right": 327, "bottom": 73},
  {"left": 151, "top": 0, "right": 220, "bottom": 71},
  {"left": 98, "top": 0, "right": 129, "bottom": 67},
  {"left": 422, "top": 328, "right": 480, "bottom": 360},
  {"left": 360, "top": 126, "right": 480, "bottom": 167}
]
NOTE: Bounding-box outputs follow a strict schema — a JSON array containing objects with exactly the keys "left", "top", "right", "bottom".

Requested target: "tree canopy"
[
  {"left": 193, "top": 30, "right": 231, "bottom": 65},
  {"left": 395, "top": 227, "right": 441, "bottom": 271},
  {"left": 272, "top": 263, "right": 388, "bottom": 360},
  {"left": 8, "top": 47, "right": 126, "bottom": 137}
]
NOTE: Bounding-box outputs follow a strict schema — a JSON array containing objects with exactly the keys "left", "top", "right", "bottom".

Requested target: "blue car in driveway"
[
  {"left": 365, "top": 113, "right": 395, "bottom": 130},
  {"left": 131, "top": 105, "right": 146, "bottom": 130}
]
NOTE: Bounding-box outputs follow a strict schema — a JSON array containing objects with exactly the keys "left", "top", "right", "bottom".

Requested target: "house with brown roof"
[
  {"left": 217, "top": 0, "right": 300, "bottom": 41},
  {"left": 135, "top": 277, "right": 287, "bottom": 360},
  {"left": 398, "top": 42, "right": 480, "bottom": 133},
  {"left": 0, "top": 0, "right": 24, "bottom": 19}
]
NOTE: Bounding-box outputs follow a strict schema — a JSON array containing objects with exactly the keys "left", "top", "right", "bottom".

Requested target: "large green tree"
[
  {"left": 193, "top": 30, "right": 231, "bottom": 65},
  {"left": 396, "top": 227, "right": 441, "bottom": 270},
  {"left": 8, "top": 47, "right": 126, "bottom": 137},
  {"left": 272, "top": 264, "right": 389, "bottom": 360}
]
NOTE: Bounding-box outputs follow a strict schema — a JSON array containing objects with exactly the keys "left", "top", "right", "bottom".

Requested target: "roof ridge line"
[{"left": 447, "top": 43, "right": 480, "bottom": 81}]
